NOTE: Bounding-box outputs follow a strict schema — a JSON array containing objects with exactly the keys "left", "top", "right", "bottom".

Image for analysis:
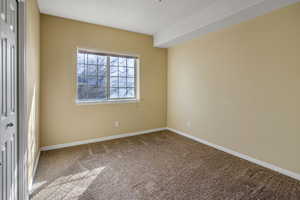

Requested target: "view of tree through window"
[{"left": 77, "top": 50, "right": 137, "bottom": 102}]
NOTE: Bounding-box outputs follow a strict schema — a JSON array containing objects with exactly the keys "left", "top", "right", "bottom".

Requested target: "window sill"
[{"left": 75, "top": 99, "right": 140, "bottom": 105}]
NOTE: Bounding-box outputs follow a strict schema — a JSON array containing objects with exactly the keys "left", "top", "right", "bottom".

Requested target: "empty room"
[{"left": 1, "top": 0, "right": 300, "bottom": 199}]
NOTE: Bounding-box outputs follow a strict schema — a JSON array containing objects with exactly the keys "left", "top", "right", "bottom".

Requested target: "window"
[{"left": 77, "top": 49, "right": 138, "bottom": 103}]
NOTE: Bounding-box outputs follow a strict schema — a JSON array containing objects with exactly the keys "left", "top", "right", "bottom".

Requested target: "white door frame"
[{"left": 17, "top": 0, "right": 28, "bottom": 200}]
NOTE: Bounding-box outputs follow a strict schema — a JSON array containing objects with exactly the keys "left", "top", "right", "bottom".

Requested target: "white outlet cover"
[
  {"left": 186, "top": 121, "right": 191, "bottom": 128},
  {"left": 114, "top": 121, "right": 120, "bottom": 127}
]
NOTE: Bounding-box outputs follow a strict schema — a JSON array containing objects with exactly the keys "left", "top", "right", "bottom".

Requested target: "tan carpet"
[{"left": 31, "top": 130, "right": 300, "bottom": 200}]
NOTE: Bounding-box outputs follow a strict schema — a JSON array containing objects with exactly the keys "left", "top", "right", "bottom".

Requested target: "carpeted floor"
[{"left": 31, "top": 130, "right": 300, "bottom": 200}]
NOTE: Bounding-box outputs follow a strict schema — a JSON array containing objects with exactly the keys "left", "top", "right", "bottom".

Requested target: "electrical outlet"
[
  {"left": 186, "top": 121, "right": 191, "bottom": 128},
  {"left": 114, "top": 121, "right": 120, "bottom": 127}
]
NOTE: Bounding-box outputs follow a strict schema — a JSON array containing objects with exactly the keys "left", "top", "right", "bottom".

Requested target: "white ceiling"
[
  {"left": 38, "top": 0, "right": 300, "bottom": 48},
  {"left": 38, "top": 0, "right": 216, "bottom": 35}
]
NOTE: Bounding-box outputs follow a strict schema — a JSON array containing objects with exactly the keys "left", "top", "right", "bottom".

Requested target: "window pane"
[
  {"left": 88, "top": 65, "right": 97, "bottom": 76},
  {"left": 77, "top": 53, "right": 86, "bottom": 64},
  {"left": 98, "top": 65, "right": 106, "bottom": 76},
  {"left": 119, "top": 57, "right": 126, "bottom": 67},
  {"left": 127, "top": 88, "right": 135, "bottom": 98},
  {"left": 98, "top": 56, "right": 107, "bottom": 65},
  {"left": 127, "top": 68, "right": 134, "bottom": 77},
  {"left": 119, "top": 67, "right": 126, "bottom": 77},
  {"left": 127, "top": 78, "right": 135, "bottom": 87},
  {"left": 110, "top": 77, "right": 118, "bottom": 87},
  {"left": 77, "top": 51, "right": 137, "bottom": 101},
  {"left": 127, "top": 58, "right": 135, "bottom": 67},
  {"left": 110, "top": 67, "right": 118, "bottom": 76},
  {"left": 110, "top": 88, "right": 118, "bottom": 98},
  {"left": 88, "top": 54, "right": 97, "bottom": 64},
  {"left": 77, "top": 65, "right": 86, "bottom": 84},
  {"left": 87, "top": 87, "right": 106, "bottom": 100},
  {"left": 78, "top": 85, "right": 88, "bottom": 99},
  {"left": 78, "top": 64, "right": 85, "bottom": 74},
  {"left": 119, "top": 88, "right": 127, "bottom": 98},
  {"left": 98, "top": 76, "right": 106, "bottom": 87},
  {"left": 110, "top": 56, "right": 118, "bottom": 66},
  {"left": 119, "top": 77, "right": 126, "bottom": 87},
  {"left": 87, "top": 77, "right": 97, "bottom": 86}
]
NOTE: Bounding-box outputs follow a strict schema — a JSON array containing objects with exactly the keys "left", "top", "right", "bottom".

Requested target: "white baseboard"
[
  {"left": 39, "top": 126, "right": 300, "bottom": 181},
  {"left": 29, "top": 150, "right": 41, "bottom": 194},
  {"left": 167, "top": 127, "right": 300, "bottom": 181},
  {"left": 40, "top": 128, "right": 166, "bottom": 151}
]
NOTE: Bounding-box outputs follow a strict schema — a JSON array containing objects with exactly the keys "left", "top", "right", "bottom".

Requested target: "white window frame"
[{"left": 76, "top": 49, "right": 140, "bottom": 104}]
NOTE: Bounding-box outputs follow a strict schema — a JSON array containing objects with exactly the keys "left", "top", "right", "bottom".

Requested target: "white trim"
[
  {"left": 29, "top": 150, "right": 41, "bottom": 194},
  {"left": 40, "top": 128, "right": 166, "bottom": 151},
  {"left": 77, "top": 47, "right": 140, "bottom": 58},
  {"left": 75, "top": 99, "right": 140, "bottom": 105},
  {"left": 18, "top": 0, "right": 29, "bottom": 199},
  {"left": 32, "top": 150, "right": 41, "bottom": 181},
  {"left": 167, "top": 127, "right": 300, "bottom": 181}
]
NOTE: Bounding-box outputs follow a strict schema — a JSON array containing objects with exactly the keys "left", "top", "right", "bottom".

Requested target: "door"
[{"left": 0, "top": 0, "right": 18, "bottom": 199}]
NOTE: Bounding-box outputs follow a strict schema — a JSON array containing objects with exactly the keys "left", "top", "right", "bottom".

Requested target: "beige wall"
[
  {"left": 168, "top": 3, "right": 300, "bottom": 174},
  {"left": 26, "top": 0, "right": 40, "bottom": 185},
  {"left": 40, "top": 15, "right": 167, "bottom": 147}
]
